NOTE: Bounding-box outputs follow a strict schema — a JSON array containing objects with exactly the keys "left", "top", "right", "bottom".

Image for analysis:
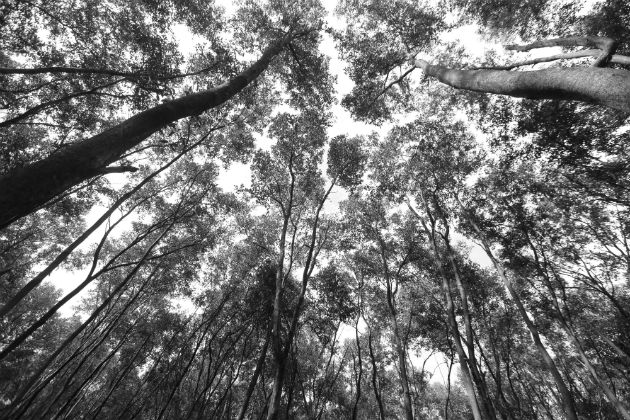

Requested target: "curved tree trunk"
[
  {"left": 414, "top": 60, "right": 630, "bottom": 113},
  {"left": 0, "top": 35, "right": 290, "bottom": 230}
]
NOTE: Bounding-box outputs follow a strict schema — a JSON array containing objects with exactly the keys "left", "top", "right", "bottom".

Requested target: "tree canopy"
[{"left": 1, "top": 0, "right": 630, "bottom": 419}]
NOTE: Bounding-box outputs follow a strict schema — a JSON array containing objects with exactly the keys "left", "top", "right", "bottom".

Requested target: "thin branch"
[
  {"left": 368, "top": 66, "right": 416, "bottom": 106},
  {"left": 0, "top": 78, "right": 125, "bottom": 128},
  {"left": 505, "top": 35, "right": 618, "bottom": 67},
  {"left": 473, "top": 49, "right": 630, "bottom": 70}
]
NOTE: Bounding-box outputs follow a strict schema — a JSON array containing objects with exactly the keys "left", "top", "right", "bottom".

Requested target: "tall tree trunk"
[
  {"left": 0, "top": 35, "right": 291, "bottom": 229},
  {"left": 351, "top": 289, "right": 364, "bottom": 420},
  {"left": 267, "top": 179, "right": 334, "bottom": 420},
  {"left": 378, "top": 237, "right": 414, "bottom": 420},
  {"left": 522, "top": 229, "right": 630, "bottom": 420},
  {"left": 367, "top": 327, "right": 386, "bottom": 420},
  {"left": 267, "top": 357, "right": 287, "bottom": 420},
  {"left": 237, "top": 328, "right": 271, "bottom": 420},
  {"left": 414, "top": 59, "right": 630, "bottom": 113},
  {"left": 464, "top": 214, "right": 579, "bottom": 420},
  {"left": 444, "top": 241, "right": 497, "bottom": 420},
  {"left": 406, "top": 198, "right": 489, "bottom": 420},
  {"left": 392, "top": 324, "right": 414, "bottom": 420}
]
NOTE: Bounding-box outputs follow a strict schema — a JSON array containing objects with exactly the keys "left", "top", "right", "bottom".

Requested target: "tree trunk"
[
  {"left": 367, "top": 328, "right": 386, "bottom": 420},
  {"left": 414, "top": 59, "right": 630, "bottom": 113},
  {"left": 393, "top": 327, "right": 414, "bottom": 420},
  {"left": 237, "top": 329, "right": 271, "bottom": 420},
  {"left": 0, "top": 35, "right": 290, "bottom": 230},
  {"left": 464, "top": 215, "right": 579, "bottom": 420},
  {"left": 445, "top": 244, "right": 497, "bottom": 420}
]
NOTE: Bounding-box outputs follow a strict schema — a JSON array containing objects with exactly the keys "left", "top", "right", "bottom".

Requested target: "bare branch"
[
  {"left": 505, "top": 36, "right": 615, "bottom": 52},
  {"left": 505, "top": 35, "right": 618, "bottom": 67},
  {"left": 472, "top": 49, "right": 630, "bottom": 70}
]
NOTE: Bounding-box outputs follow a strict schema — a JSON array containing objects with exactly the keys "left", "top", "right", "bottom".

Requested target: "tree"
[
  {"left": 336, "top": 0, "right": 630, "bottom": 121},
  {"left": 3, "top": 2, "right": 630, "bottom": 419},
  {"left": 413, "top": 36, "right": 630, "bottom": 113},
  {"left": 0, "top": 0, "right": 330, "bottom": 229}
]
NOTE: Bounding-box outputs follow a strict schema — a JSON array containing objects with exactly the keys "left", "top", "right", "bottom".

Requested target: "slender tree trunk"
[
  {"left": 406, "top": 198, "right": 487, "bottom": 420},
  {"left": 414, "top": 59, "right": 630, "bottom": 113},
  {"left": 464, "top": 215, "right": 579, "bottom": 420},
  {"left": 524, "top": 230, "right": 630, "bottom": 420},
  {"left": 267, "top": 356, "right": 287, "bottom": 420},
  {"left": 237, "top": 328, "right": 271, "bottom": 420},
  {"left": 367, "top": 327, "right": 386, "bottom": 420},
  {"left": 377, "top": 237, "right": 414, "bottom": 420},
  {"left": 392, "top": 324, "right": 414, "bottom": 420},
  {"left": 445, "top": 353, "right": 453, "bottom": 420},
  {"left": 0, "top": 35, "right": 291, "bottom": 229},
  {"left": 267, "top": 179, "right": 334, "bottom": 420},
  {"left": 0, "top": 134, "right": 208, "bottom": 319},
  {"left": 266, "top": 165, "right": 295, "bottom": 420},
  {"left": 444, "top": 241, "right": 497, "bottom": 420},
  {"left": 351, "top": 295, "right": 364, "bottom": 420}
]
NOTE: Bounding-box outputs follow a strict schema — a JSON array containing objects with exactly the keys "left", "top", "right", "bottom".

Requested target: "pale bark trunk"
[
  {"left": 406, "top": 197, "right": 489, "bottom": 420},
  {"left": 464, "top": 215, "right": 579, "bottom": 420},
  {"left": 0, "top": 36, "right": 290, "bottom": 229},
  {"left": 414, "top": 59, "right": 630, "bottom": 113},
  {"left": 446, "top": 247, "right": 497, "bottom": 420}
]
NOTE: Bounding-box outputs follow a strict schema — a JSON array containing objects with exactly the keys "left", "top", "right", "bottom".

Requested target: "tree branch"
[
  {"left": 98, "top": 165, "right": 138, "bottom": 174},
  {"left": 472, "top": 49, "right": 630, "bottom": 70},
  {"left": 368, "top": 66, "right": 416, "bottom": 107},
  {"left": 505, "top": 35, "right": 618, "bottom": 67}
]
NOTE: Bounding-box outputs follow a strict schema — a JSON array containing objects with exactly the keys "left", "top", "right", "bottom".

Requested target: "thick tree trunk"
[
  {"left": 414, "top": 59, "right": 630, "bottom": 113},
  {"left": 0, "top": 36, "right": 289, "bottom": 230}
]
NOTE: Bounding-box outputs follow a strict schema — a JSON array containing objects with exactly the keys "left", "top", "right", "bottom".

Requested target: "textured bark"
[
  {"left": 0, "top": 36, "right": 289, "bottom": 229},
  {"left": 414, "top": 59, "right": 630, "bottom": 113}
]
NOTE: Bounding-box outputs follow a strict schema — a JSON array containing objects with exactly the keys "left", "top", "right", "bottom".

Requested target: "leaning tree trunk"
[
  {"left": 0, "top": 35, "right": 291, "bottom": 230},
  {"left": 414, "top": 60, "right": 630, "bottom": 113}
]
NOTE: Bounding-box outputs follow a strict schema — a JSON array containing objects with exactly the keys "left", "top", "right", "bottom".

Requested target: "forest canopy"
[{"left": 1, "top": 0, "right": 630, "bottom": 419}]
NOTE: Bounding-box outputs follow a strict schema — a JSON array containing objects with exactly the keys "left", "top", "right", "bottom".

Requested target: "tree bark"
[
  {"left": 463, "top": 213, "right": 579, "bottom": 420},
  {"left": 414, "top": 59, "right": 630, "bottom": 113},
  {"left": 0, "top": 35, "right": 290, "bottom": 230}
]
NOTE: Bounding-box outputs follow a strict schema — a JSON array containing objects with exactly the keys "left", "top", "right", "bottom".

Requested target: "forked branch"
[{"left": 505, "top": 35, "right": 619, "bottom": 67}]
